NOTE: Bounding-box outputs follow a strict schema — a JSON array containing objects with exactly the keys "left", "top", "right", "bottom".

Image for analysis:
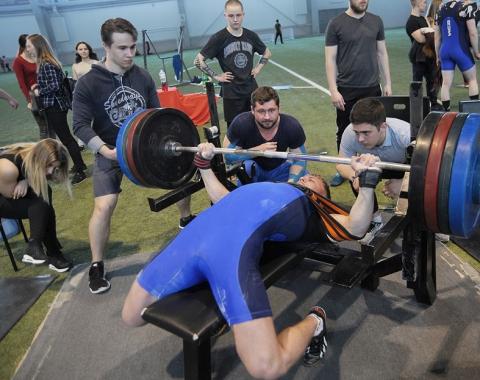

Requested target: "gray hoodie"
[{"left": 73, "top": 63, "right": 159, "bottom": 152}]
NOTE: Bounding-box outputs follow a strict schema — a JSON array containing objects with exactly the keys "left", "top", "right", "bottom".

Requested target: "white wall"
[
  {"left": 0, "top": 13, "right": 41, "bottom": 57},
  {"left": 0, "top": 0, "right": 411, "bottom": 63},
  {"left": 311, "top": 0, "right": 411, "bottom": 34},
  {"left": 184, "top": 0, "right": 307, "bottom": 37}
]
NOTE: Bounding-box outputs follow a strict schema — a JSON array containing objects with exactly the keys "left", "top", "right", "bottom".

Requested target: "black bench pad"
[{"left": 141, "top": 242, "right": 314, "bottom": 343}]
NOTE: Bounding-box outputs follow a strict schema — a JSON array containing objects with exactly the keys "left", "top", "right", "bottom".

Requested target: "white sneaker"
[
  {"left": 359, "top": 220, "right": 385, "bottom": 245},
  {"left": 435, "top": 233, "right": 450, "bottom": 243}
]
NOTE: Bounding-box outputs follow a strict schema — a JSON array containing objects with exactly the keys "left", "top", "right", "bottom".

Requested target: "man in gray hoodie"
[{"left": 73, "top": 18, "right": 193, "bottom": 294}]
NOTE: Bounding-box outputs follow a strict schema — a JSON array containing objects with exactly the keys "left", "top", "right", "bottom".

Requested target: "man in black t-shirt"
[
  {"left": 194, "top": 0, "right": 272, "bottom": 127},
  {"left": 223, "top": 86, "right": 308, "bottom": 184},
  {"left": 406, "top": 0, "right": 440, "bottom": 109}
]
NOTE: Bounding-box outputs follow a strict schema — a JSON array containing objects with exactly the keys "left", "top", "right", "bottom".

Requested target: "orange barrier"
[{"left": 157, "top": 87, "right": 215, "bottom": 126}]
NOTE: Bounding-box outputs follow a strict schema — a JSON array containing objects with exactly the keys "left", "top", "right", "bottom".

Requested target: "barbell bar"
[{"left": 164, "top": 141, "right": 412, "bottom": 172}]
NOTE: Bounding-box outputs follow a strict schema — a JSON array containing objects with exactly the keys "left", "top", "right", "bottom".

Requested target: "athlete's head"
[
  {"left": 349, "top": 0, "right": 369, "bottom": 14},
  {"left": 251, "top": 86, "right": 280, "bottom": 130},
  {"left": 224, "top": 0, "right": 244, "bottom": 31},
  {"left": 298, "top": 174, "right": 331, "bottom": 199},
  {"left": 349, "top": 98, "right": 387, "bottom": 149},
  {"left": 101, "top": 18, "right": 137, "bottom": 72}
]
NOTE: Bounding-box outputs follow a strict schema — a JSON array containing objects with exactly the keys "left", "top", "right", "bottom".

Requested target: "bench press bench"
[{"left": 141, "top": 241, "right": 316, "bottom": 380}]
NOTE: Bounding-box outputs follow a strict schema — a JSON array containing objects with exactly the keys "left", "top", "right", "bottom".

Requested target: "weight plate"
[
  {"left": 424, "top": 112, "right": 456, "bottom": 232},
  {"left": 448, "top": 113, "right": 480, "bottom": 237},
  {"left": 116, "top": 109, "right": 144, "bottom": 185},
  {"left": 132, "top": 108, "right": 200, "bottom": 189},
  {"left": 125, "top": 109, "right": 155, "bottom": 186},
  {"left": 437, "top": 113, "right": 467, "bottom": 234},
  {"left": 409, "top": 111, "right": 444, "bottom": 227}
]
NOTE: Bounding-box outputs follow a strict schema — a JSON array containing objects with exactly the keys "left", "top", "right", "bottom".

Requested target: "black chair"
[
  {"left": 0, "top": 218, "right": 28, "bottom": 271},
  {"left": 369, "top": 96, "right": 431, "bottom": 123}
]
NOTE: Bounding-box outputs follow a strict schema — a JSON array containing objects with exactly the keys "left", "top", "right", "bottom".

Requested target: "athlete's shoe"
[
  {"left": 330, "top": 172, "right": 345, "bottom": 187},
  {"left": 304, "top": 306, "right": 328, "bottom": 367},
  {"left": 48, "top": 253, "right": 73, "bottom": 273},
  {"left": 88, "top": 261, "right": 111, "bottom": 294},
  {"left": 22, "top": 240, "right": 47, "bottom": 264},
  {"left": 179, "top": 215, "right": 196, "bottom": 229}
]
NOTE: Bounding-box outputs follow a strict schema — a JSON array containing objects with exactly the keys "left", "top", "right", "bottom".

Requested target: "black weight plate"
[{"left": 132, "top": 108, "right": 200, "bottom": 189}]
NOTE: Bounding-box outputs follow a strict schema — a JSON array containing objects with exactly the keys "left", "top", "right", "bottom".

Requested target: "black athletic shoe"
[
  {"left": 71, "top": 171, "right": 87, "bottom": 186},
  {"left": 179, "top": 214, "right": 196, "bottom": 229},
  {"left": 69, "top": 164, "right": 87, "bottom": 174},
  {"left": 48, "top": 253, "right": 73, "bottom": 273},
  {"left": 303, "top": 306, "right": 328, "bottom": 367},
  {"left": 88, "top": 261, "right": 111, "bottom": 294},
  {"left": 22, "top": 240, "right": 47, "bottom": 264}
]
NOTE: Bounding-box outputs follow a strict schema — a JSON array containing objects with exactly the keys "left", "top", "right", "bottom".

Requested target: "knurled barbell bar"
[
  {"left": 163, "top": 141, "right": 412, "bottom": 172},
  {"left": 116, "top": 108, "right": 480, "bottom": 238}
]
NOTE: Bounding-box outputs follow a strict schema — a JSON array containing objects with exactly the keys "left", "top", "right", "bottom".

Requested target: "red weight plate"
[
  {"left": 437, "top": 113, "right": 466, "bottom": 234},
  {"left": 423, "top": 112, "right": 456, "bottom": 232},
  {"left": 126, "top": 109, "right": 155, "bottom": 186}
]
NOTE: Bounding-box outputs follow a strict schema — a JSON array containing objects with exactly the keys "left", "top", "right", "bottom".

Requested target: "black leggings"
[
  {"left": 0, "top": 188, "right": 60, "bottom": 253},
  {"left": 44, "top": 107, "right": 85, "bottom": 171},
  {"left": 412, "top": 60, "right": 438, "bottom": 103}
]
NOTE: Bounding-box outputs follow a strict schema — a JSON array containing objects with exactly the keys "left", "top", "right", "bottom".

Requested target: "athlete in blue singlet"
[
  {"left": 435, "top": 0, "right": 480, "bottom": 110},
  {"left": 123, "top": 143, "right": 380, "bottom": 377}
]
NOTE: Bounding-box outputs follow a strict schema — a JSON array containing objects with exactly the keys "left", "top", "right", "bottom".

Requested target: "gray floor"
[{"left": 14, "top": 244, "right": 480, "bottom": 380}]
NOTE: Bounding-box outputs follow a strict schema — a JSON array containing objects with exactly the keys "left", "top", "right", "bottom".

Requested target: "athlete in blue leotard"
[
  {"left": 435, "top": 0, "right": 480, "bottom": 110},
  {"left": 123, "top": 143, "right": 380, "bottom": 377}
]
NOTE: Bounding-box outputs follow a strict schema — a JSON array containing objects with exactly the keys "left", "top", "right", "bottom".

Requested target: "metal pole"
[{"left": 172, "top": 145, "right": 411, "bottom": 172}]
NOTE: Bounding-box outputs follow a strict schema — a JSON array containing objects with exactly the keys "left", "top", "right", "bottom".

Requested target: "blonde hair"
[
  {"left": 4, "top": 139, "right": 71, "bottom": 202},
  {"left": 27, "top": 34, "right": 62, "bottom": 69}
]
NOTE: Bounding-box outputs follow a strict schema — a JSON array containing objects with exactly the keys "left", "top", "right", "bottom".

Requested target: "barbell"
[{"left": 116, "top": 108, "right": 480, "bottom": 238}]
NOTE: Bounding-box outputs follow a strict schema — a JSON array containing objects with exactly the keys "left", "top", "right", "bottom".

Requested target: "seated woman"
[{"left": 0, "top": 138, "right": 72, "bottom": 272}]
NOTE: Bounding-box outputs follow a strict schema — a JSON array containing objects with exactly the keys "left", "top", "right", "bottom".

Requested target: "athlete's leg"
[
  {"left": 440, "top": 70, "right": 454, "bottom": 110},
  {"left": 122, "top": 280, "right": 157, "bottom": 326},
  {"left": 233, "top": 315, "right": 318, "bottom": 379},
  {"left": 463, "top": 65, "right": 479, "bottom": 97}
]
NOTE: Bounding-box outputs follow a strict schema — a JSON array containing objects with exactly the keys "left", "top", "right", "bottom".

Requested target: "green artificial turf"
[{"left": 0, "top": 29, "right": 478, "bottom": 379}]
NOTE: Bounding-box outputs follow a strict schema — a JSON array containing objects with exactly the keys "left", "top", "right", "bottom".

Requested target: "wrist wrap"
[
  {"left": 193, "top": 153, "right": 211, "bottom": 169},
  {"left": 358, "top": 169, "right": 382, "bottom": 188}
]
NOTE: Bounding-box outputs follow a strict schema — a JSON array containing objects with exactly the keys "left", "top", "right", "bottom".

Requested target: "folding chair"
[{"left": 0, "top": 218, "right": 28, "bottom": 271}]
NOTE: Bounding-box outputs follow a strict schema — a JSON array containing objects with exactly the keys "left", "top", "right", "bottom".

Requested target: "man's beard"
[
  {"left": 350, "top": 1, "right": 368, "bottom": 14},
  {"left": 256, "top": 117, "right": 278, "bottom": 130}
]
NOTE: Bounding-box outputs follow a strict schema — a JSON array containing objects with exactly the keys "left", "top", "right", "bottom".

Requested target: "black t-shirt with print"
[{"left": 200, "top": 28, "right": 267, "bottom": 99}]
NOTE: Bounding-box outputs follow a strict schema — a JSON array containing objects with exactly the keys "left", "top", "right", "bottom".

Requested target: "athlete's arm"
[
  {"left": 325, "top": 45, "right": 345, "bottom": 111},
  {"left": 466, "top": 18, "right": 480, "bottom": 57},
  {"left": 434, "top": 25, "right": 441, "bottom": 65},
  {"left": 287, "top": 146, "right": 307, "bottom": 183},
  {"left": 196, "top": 143, "right": 230, "bottom": 203},
  {"left": 377, "top": 40, "right": 392, "bottom": 96},
  {"left": 331, "top": 154, "right": 380, "bottom": 237}
]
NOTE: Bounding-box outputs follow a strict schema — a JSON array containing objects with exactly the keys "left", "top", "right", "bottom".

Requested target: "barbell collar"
[{"left": 170, "top": 144, "right": 411, "bottom": 172}]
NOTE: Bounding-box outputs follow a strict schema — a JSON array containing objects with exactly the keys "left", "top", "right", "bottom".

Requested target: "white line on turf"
[{"left": 269, "top": 59, "right": 331, "bottom": 96}]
